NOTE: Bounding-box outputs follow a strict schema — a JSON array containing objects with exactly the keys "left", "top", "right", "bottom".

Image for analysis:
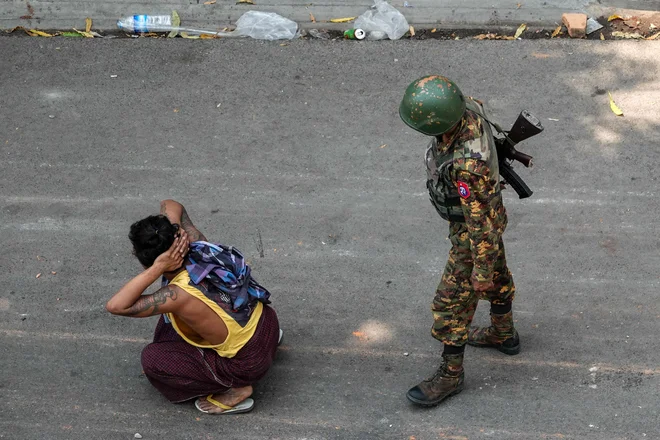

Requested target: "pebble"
[
  {"left": 48, "top": 115, "right": 55, "bottom": 119},
  {"left": 134, "top": 434, "right": 142, "bottom": 439},
  {"left": 403, "top": 352, "right": 409, "bottom": 356}
]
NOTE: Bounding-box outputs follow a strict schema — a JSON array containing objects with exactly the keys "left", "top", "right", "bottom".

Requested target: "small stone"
[
  {"left": 48, "top": 115, "right": 55, "bottom": 119},
  {"left": 110, "top": 74, "right": 118, "bottom": 78},
  {"left": 403, "top": 352, "right": 409, "bottom": 356},
  {"left": 134, "top": 434, "right": 142, "bottom": 439}
]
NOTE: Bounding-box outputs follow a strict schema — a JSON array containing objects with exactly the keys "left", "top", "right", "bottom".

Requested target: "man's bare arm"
[
  {"left": 180, "top": 207, "right": 207, "bottom": 241},
  {"left": 160, "top": 199, "right": 207, "bottom": 242},
  {"left": 123, "top": 286, "right": 181, "bottom": 317}
]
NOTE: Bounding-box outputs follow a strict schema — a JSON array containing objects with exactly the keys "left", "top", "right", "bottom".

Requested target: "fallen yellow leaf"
[
  {"left": 236, "top": 0, "right": 254, "bottom": 4},
  {"left": 431, "top": 28, "right": 437, "bottom": 33},
  {"left": 330, "top": 17, "right": 356, "bottom": 23},
  {"left": 379, "top": 144, "right": 387, "bottom": 149},
  {"left": 169, "top": 10, "right": 181, "bottom": 38},
  {"left": 516, "top": 3, "right": 522, "bottom": 8},
  {"left": 513, "top": 23, "right": 527, "bottom": 39},
  {"left": 551, "top": 25, "right": 562, "bottom": 38},
  {"left": 85, "top": 17, "right": 92, "bottom": 33},
  {"left": 612, "top": 31, "right": 644, "bottom": 39},
  {"left": 608, "top": 92, "right": 623, "bottom": 116},
  {"left": 409, "top": 25, "right": 415, "bottom": 37},
  {"left": 203, "top": 0, "right": 216, "bottom": 4},
  {"left": 200, "top": 33, "right": 218, "bottom": 39},
  {"left": 608, "top": 14, "right": 623, "bottom": 22},
  {"left": 72, "top": 28, "right": 94, "bottom": 38},
  {"left": 600, "top": 32, "right": 605, "bottom": 40},
  {"left": 647, "top": 31, "right": 660, "bottom": 40},
  {"left": 352, "top": 331, "right": 368, "bottom": 341},
  {"left": 309, "top": 12, "right": 316, "bottom": 23},
  {"left": 29, "top": 29, "right": 53, "bottom": 37}
]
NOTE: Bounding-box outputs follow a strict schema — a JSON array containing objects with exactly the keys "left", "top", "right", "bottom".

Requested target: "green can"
[{"left": 344, "top": 28, "right": 366, "bottom": 40}]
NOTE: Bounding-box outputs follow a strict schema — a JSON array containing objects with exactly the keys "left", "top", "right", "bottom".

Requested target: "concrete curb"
[{"left": 0, "top": 1, "right": 657, "bottom": 33}]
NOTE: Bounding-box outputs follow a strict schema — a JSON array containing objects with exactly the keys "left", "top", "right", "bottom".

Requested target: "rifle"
[{"left": 488, "top": 110, "right": 544, "bottom": 199}]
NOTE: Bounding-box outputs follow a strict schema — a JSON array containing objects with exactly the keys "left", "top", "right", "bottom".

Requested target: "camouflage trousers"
[{"left": 431, "top": 222, "right": 515, "bottom": 346}]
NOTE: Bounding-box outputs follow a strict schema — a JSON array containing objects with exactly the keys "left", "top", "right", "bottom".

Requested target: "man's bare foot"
[{"left": 196, "top": 386, "right": 253, "bottom": 414}]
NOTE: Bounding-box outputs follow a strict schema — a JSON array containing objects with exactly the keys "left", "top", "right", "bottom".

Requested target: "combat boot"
[
  {"left": 406, "top": 353, "right": 464, "bottom": 407},
  {"left": 467, "top": 310, "right": 520, "bottom": 355}
]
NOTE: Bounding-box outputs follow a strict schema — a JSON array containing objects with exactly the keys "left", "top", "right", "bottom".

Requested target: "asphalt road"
[{"left": 1, "top": 38, "right": 659, "bottom": 440}]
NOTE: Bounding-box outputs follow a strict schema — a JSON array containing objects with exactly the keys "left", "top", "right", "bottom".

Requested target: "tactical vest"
[{"left": 425, "top": 99, "right": 500, "bottom": 222}]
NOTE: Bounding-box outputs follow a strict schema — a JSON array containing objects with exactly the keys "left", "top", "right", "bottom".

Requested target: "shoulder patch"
[{"left": 457, "top": 181, "right": 470, "bottom": 199}]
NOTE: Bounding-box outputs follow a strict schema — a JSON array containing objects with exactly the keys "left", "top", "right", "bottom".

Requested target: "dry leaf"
[
  {"left": 279, "top": 43, "right": 288, "bottom": 46},
  {"left": 236, "top": 0, "right": 254, "bottom": 4},
  {"left": 531, "top": 52, "right": 551, "bottom": 58},
  {"left": 85, "top": 17, "right": 92, "bottom": 33},
  {"left": 379, "top": 144, "right": 387, "bottom": 149},
  {"left": 29, "top": 29, "right": 53, "bottom": 37},
  {"left": 514, "top": 23, "right": 527, "bottom": 39},
  {"left": 623, "top": 17, "right": 641, "bottom": 29},
  {"left": 409, "top": 25, "right": 415, "bottom": 37},
  {"left": 608, "top": 14, "right": 624, "bottom": 22},
  {"left": 309, "top": 12, "right": 316, "bottom": 23},
  {"left": 352, "top": 331, "right": 368, "bottom": 341},
  {"left": 551, "top": 25, "right": 562, "bottom": 38},
  {"left": 73, "top": 28, "right": 94, "bottom": 38},
  {"left": 180, "top": 33, "right": 200, "bottom": 39},
  {"left": 200, "top": 33, "right": 218, "bottom": 39},
  {"left": 612, "top": 31, "right": 644, "bottom": 39},
  {"left": 203, "top": 0, "right": 216, "bottom": 4},
  {"left": 169, "top": 10, "right": 181, "bottom": 38},
  {"left": 646, "top": 32, "right": 660, "bottom": 40},
  {"left": 51, "top": 271, "right": 57, "bottom": 275},
  {"left": 474, "top": 33, "right": 514, "bottom": 40},
  {"left": 330, "top": 17, "right": 356, "bottom": 23},
  {"left": 600, "top": 32, "right": 605, "bottom": 40},
  {"left": 608, "top": 92, "right": 623, "bottom": 116},
  {"left": 36, "top": 273, "right": 42, "bottom": 278},
  {"left": 431, "top": 28, "right": 437, "bottom": 33}
]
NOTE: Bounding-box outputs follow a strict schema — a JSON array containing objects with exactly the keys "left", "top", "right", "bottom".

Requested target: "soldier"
[{"left": 399, "top": 76, "right": 520, "bottom": 407}]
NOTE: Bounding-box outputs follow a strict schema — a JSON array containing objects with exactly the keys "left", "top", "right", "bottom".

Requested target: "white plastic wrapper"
[{"left": 355, "top": 0, "right": 409, "bottom": 40}]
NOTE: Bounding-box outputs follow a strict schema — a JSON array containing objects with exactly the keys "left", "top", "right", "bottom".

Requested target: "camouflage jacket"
[{"left": 425, "top": 98, "right": 508, "bottom": 284}]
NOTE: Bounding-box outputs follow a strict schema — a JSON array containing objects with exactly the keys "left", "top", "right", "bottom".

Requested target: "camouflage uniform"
[{"left": 425, "top": 98, "right": 515, "bottom": 346}]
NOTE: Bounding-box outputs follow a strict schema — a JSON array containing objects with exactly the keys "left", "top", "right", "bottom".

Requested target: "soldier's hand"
[{"left": 473, "top": 280, "right": 495, "bottom": 292}]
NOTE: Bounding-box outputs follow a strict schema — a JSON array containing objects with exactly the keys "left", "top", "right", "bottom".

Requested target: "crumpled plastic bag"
[
  {"left": 231, "top": 11, "right": 298, "bottom": 40},
  {"left": 354, "top": 0, "right": 409, "bottom": 40}
]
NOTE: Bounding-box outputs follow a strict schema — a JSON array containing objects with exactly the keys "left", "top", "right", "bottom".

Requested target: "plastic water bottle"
[{"left": 117, "top": 15, "right": 173, "bottom": 33}]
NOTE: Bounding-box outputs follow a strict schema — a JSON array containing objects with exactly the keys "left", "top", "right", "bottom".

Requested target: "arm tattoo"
[
  {"left": 126, "top": 286, "right": 178, "bottom": 316},
  {"left": 181, "top": 208, "right": 207, "bottom": 241}
]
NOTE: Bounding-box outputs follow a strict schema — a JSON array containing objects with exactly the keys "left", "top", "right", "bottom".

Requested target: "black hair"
[{"left": 128, "top": 215, "right": 178, "bottom": 268}]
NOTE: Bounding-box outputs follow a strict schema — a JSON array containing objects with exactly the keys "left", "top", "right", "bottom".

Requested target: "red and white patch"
[{"left": 457, "top": 181, "right": 470, "bottom": 199}]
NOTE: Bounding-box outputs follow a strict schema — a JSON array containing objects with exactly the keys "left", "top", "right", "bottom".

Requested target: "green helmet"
[{"left": 399, "top": 75, "right": 466, "bottom": 136}]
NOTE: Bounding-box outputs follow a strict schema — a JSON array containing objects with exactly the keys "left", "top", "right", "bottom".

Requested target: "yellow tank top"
[{"left": 166, "top": 271, "right": 263, "bottom": 358}]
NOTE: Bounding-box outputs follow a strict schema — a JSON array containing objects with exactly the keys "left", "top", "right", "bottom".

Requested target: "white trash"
[{"left": 354, "top": 0, "right": 409, "bottom": 40}]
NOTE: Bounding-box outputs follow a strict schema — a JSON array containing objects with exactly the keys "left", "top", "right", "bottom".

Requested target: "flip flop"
[
  {"left": 194, "top": 395, "right": 254, "bottom": 415},
  {"left": 278, "top": 329, "right": 284, "bottom": 346}
]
